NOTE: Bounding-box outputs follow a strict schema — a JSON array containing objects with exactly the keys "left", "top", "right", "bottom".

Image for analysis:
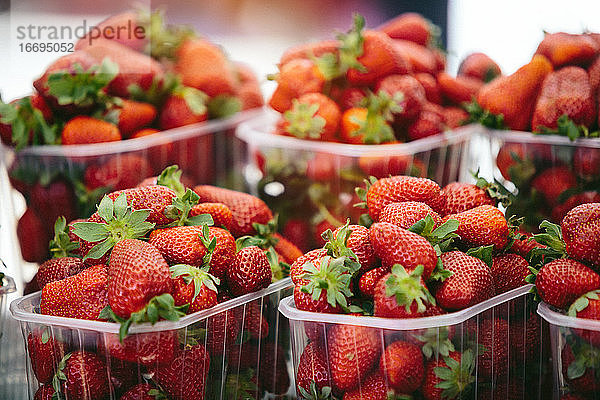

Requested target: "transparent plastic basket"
[
  {"left": 10, "top": 277, "right": 293, "bottom": 399},
  {"left": 483, "top": 129, "right": 600, "bottom": 230},
  {"left": 537, "top": 301, "right": 600, "bottom": 399},
  {"left": 279, "top": 285, "right": 551, "bottom": 399},
  {"left": 236, "top": 110, "right": 475, "bottom": 250},
  {"left": 0, "top": 275, "right": 16, "bottom": 344},
  {"left": 0, "top": 109, "right": 260, "bottom": 266}
]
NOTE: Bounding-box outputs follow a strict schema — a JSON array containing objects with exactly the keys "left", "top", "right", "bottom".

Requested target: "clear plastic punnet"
[
  {"left": 279, "top": 284, "right": 551, "bottom": 399},
  {"left": 236, "top": 110, "right": 476, "bottom": 250},
  {"left": 0, "top": 275, "right": 16, "bottom": 353},
  {"left": 1, "top": 109, "right": 259, "bottom": 267},
  {"left": 538, "top": 301, "right": 600, "bottom": 399},
  {"left": 11, "top": 277, "right": 293, "bottom": 399}
]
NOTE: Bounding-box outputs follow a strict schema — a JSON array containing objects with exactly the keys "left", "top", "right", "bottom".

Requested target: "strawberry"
[
  {"left": 227, "top": 245, "right": 272, "bottom": 296},
  {"left": 375, "top": 74, "right": 427, "bottom": 121},
  {"left": 379, "top": 201, "right": 442, "bottom": 229},
  {"left": 336, "top": 86, "right": 368, "bottom": 111},
  {"left": 193, "top": 185, "right": 273, "bottom": 237},
  {"left": 379, "top": 12, "right": 436, "bottom": 46},
  {"left": 443, "top": 205, "right": 509, "bottom": 250},
  {"left": 475, "top": 54, "right": 553, "bottom": 131},
  {"left": 36, "top": 257, "right": 85, "bottom": 289},
  {"left": 290, "top": 248, "right": 328, "bottom": 285},
  {"left": 104, "top": 185, "right": 177, "bottom": 225},
  {"left": 190, "top": 202, "right": 233, "bottom": 231},
  {"left": 74, "top": 11, "right": 147, "bottom": 52},
  {"left": 27, "top": 329, "right": 66, "bottom": 384},
  {"left": 0, "top": 94, "right": 55, "bottom": 148},
  {"left": 358, "top": 265, "right": 389, "bottom": 299},
  {"left": 407, "top": 102, "right": 445, "bottom": 140},
  {"left": 379, "top": 340, "right": 424, "bottom": 393},
  {"left": 561, "top": 343, "right": 600, "bottom": 395},
  {"left": 55, "top": 351, "right": 109, "bottom": 400},
  {"left": 573, "top": 147, "right": 600, "bottom": 178},
  {"left": 234, "top": 62, "right": 264, "bottom": 111},
  {"left": 533, "top": 258, "right": 600, "bottom": 309},
  {"left": 84, "top": 153, "right": 152, "bottom": 192},
  {"left": 328, "top": 324, "right": 382, "bottom": 391},
  {"left": 562, "top": 202, "right": 600, "bottom": 268},
  {"left": 158, "top": 88, "right": 208, "bottom": 130},
  {"left": 279, "top": 39, "right": 340, "bottom": 65},
  {"left": 458, "top": 52, "right": 502, "bottom": 83},
  {"left": 170, "top": 263, "right": 219, "bottom": 313},
  {"left": 33, "top": 385, "right": 55, "bottom": 400},
  {"left": 588, "top": 54, "right": 600, "bottom": 96},
  {"left": 436, "top": 72, "right": 483, "bottom": 105},
  {"left": 531, "top": 166, "right": 577, "bottom": 207},
  {"left": 61, "top": 116, "right": 121, "bottom": 144},
  {"left": 152, "top": 344, "right": 210, "bottom": 400},
  {"left": 535, "top": 32, "right": 599, "bottom": 68},
  {"left": 415, "top": 72, "right": 442, "bottom": 104},
  {"left": 532, "top": 66, "right": 596, "bottom": 131},
  {"left": 510, "top": 229, "right": 546, "bottom": 258},
  {"left": 279, "top": 92, "right": 341, "bottom": 142},
  {"left": 29, "top": 180, "right": 77, "bottom": 232},
  {"left": 342, "top": 370, "right": 392, "bottom": 400},
  {"left": 40, "top": 264, "right": 108, "bottom": 320},
  {"left": 475, "top": 318, "right": 511, "bottom": 379},
  {"left": 296, "top": 342, "right": 333, "bottom": 396},
  {"left": 369, "top": 222, "right": 438, "bottom": 279},
  {"left": 114, "top": 99, "right": 157, "bottom": 138},
  {"left": 282, "top": 218, "right": 312, "bottom": 253},
  {"left": 256, "top": 342, "right": 290, "bottom": 395},
  {"left": 435, "top": 181, "right": 496, "bottom": 216},
  {"left": 175, "top": 37, "right": 237, "bottom": 98},
  {"left": 119, "top": 383, "right": 158, "bottom": 400},
  {"left": 392, "top": 39, "right": 437, "bottom": 74},
  {"left": 241, "top": 300, "right": 269, "bottom": 339},
  {"left": 433, "top": 251, "right": 495, "bottom": 311},
  {"left": 570, "top": 291, "right": 600, "bottom": 346},
  {"left": 364, "top": 175, "right": 442, "bottom": 221},
  {"left": 101, "top": 330, "right": 177, "bottom": 366},
  {"left": 421, "top": 350, "right": 474, "bottom": 400},
  {"left": 495, "top": 142, "right": 538, "bottom": 183},
  {"left": 441, "top": 106, "right": 469, "bottom": 129},
  {"left": 268, "top": 58, "right": 326, "bottom": 113},
  {"left": 17, "top": 208, "right": 51, "bottom": 263},
  {"left": 491, "top": 253, "right": 529, "bottom": 294},
  {"left": 332, "top": 224, "right": 376, "bottom": 274}
]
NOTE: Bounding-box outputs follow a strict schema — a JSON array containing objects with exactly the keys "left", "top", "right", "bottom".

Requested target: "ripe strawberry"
[
  {"left": 40, "top": 264, "right": 108, "bottom": 320},
  {"left": 379, "top": 340, "right": 424, "bottom": 393},
  {"left": 379, "top": 201, "right": 442, "bottom": 229},
  {"left": 336, "top": 86, "right": 368, "bottom": 111},
  {"left": 159, "top": 89, "right": 208, "bottom": 130},
  {"left": 433, "top": 251, "right": 495, "bottom": 311},
  {"left": 573, "top": 147, "right": 600, "bottom": 178},
  {"left": 375, "top": 74, "right": 427, "bottom": 121},
  {"left": 205, "top": 304, "right": 241, "bottom": 356},
  {"left": 379, "top": 12, "right": 435, "bottom": 46},
  {"left": 296, "top": 342, "right": 333, "bottom": 396},
  {"left": 152, "top": 344, "right": 210, "bottom": 400},
  {"left": 61, "top": 116, "right": 121, "bottom": 144},
  {"left": 190, "top": 202, "right": 233, "bottom": 231},
  {"left": 256, "top": 342, "right": 290, "bottom": 395},
  {"left": 458, "top": 52, "right": 502, "bottom": 82},
  {"left": 365, "top": 175, "right": 442, "bottom": 221},
  {"left": 531, "top": 166, "right": 577, "bottom": 207},
  {"left": 436, "top": 72, "right": 483, "bottom": 105},
  {"left": 119, "top": 383, "right": 158, "bottom": 400},
  {"left": 282, "top": 218, "right": 312, "bottom": 253},
  {"left": 369, "top": 222, "right": 437, "bottom": 279},
  {"left": 358, "top": 265, "right": 389, "bottom": 299},
  {"left": 491, "top": 253, "right": 529, "bottom": 294},
  {"left": 475, "top": 318, "right": 511, "bottom": 379},
  {"left": 36, "top": 257, "right": 85, "bottom": 289},
  {"left": 436, "top": 181, "right": 496, "bottom": 216},
  {"left": 74, "top": 11, "right": 147, "bottom": 51},
  {"left": 561, "top": 344, "right": 600, "bottom": 395},
  {"left": 33, "top": 385, "right": 55, "bottom": 400},
  {"left": 105, "top": 185, "right": 177, "bottom": 225},
  {"left": 57, "top": 351, "right": 109, "bottom": 400},
  {"left": 342, "top": 370, "right": 391, "bottom": 400},
  {"left": 227, "top": 245, "right": 271, "bottom": 296},
  {"left": 535, "top": 32, "right": 599, "bottom": 68},
  {"left": 193, "top": 185, "right": 273, "bottom": 237},
  {"left": 279, "top": 39, "right": 339, "bottom": 65},
  {"left": 101, "top": 330, "right": 177, "bottom": 366},
  {"left": 415, "top": 72, "right": 442, "bottom": 104},
  {"left": 442, "top": 106, "right": 469, "bottom": 129},
  {"left": 561, "top": 202, "right": 600, "bottom": 268},
  {"left": 328, "top": 324, "right": 382, "bottom": 392},
  {"left": 114, "top": 99, "right": 157, "bottom": 138},
  {"left": 374, "top": 265, "right": 435, "bottom": 318},
  {"left": 532, "top": 66, "right": 596, "bottom": 131},
  {"left": 268, "top": 58, "right": 326, "bottom": 113},
  {"left": 242, "top": 300, "right": 269, "bottom": 339},
  {"left": 358, "top": 150, "right": 427, "bottom": 179},
  {"left": 233, "top": 62, "right": 264, "bottom": 110},
  {"left": 84, "top": 153, "right": 152, "bottom": 192},
  {"left": 27, "top": 329, "right": 66, "bottom": 384},
  {"left": 392, "top": 39, "right": 437, "bottom": 74},
  {"left": 476, "top": 54, "right": 553, "bottom": 131},
  {"left": 289, "top": 248, "right": 328, "bottom": 285},
  {"left": 171, "top": 264, "right": 219, "bottom": 313},
  {"left": 510, "top": 229, "right": 546, "bottom": 258},
  {"left": 422, "top": 350, "right": 475, "bottom": 400},
  {"left": 279, "top": 92, "right": 341, "bottom": 142},
  {"left": 444, "top": 205, "right": 509, "bottom": 250},
  {"left": 29, "top": 180, "right": 77, "bottom": 230},
  {"left": 509, "top": 311, "right": 542, "bottom": 363},
  {"left": 569, "top": 292, "right": 600, "bottom": 349},
  {"left": 407, "top": 102, "right": 445, "bottom": 140},
  {"left": 332, "top": 224, "right": 376, "bottom": 274},
  {"left": 17, "top": 208, "right": 51, "bottom": 263},
  {"left": 534, "top": 258, "right": 600, "bottom": 309}
]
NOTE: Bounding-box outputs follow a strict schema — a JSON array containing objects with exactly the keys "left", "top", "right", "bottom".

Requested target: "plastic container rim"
[
  {"left": 235, "top": 108, "right": 478, "bottom": 157},
  {"left": 278, "top": 284, "right": 532, "bottom": 330},
  {"left": 537, "top": 300, "right": 600, "bottom": 330},
  {"left": 0, "top": 108, "right": 263, "bottom": 158},
  {"left": 0, "top": 275, "right": 16, "bottom": 295},
  {"left": 487, "top": 128, "right": 600, "bottom": 148},
  {"left": 10, "top": 277, "right": 292, "bottom": 334}
]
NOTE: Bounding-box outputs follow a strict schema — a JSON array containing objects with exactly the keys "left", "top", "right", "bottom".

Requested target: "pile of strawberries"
[
  {"left": 290, "top": 174, "right": 549, "bottom": 398},
  {"left": 528, "top": 202, "right": 600, "bottom": 399},
  {"left": 25, "top": 165, "right": 301, "bottom": 399}
]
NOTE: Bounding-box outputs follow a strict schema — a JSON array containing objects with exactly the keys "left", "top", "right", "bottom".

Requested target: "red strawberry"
[
  {"left": 272, "top": 233, "right": 303, "bottom": 264},
  {"left": 242, "top": 300, "right": 269, "bottom": 339},
  {"left": 379, "top": 12, "right": 435, "bottom": 46},
  {"left": 107, "top": 239, "right": 172, "bottom": 319},
  {"left": 62, "top": 115, "right": 121, "bottom": 144},
  {"left": 491, "top": 253, "right": 529, "bottom": 294},
  {"left": 33, "top": 385, "right": 55, "bottom": 400},
  {"left": 190, "top": 202, "right": 233, "bottom": 231},
  {"left": 205, "top": 304, "right": 241, "bottom": 356},
  {"left": 570, "top": 291, "right": 600, "bottom": 346},
  {"left": 101, "top": 330, "right": 177, "bottom": 366},
  {"left": 193, "top": 185, "right": 273, "bottom": 237},
  {"left": 74, "top": 11, "right": 147, "bottom": 51},
  {"left": 152, "top": 344, "right": 210, "bottom": 400},
  {"left": 333, "top": 224, "right": 376, "bottom": 275},
  {"left": 415, "top": 72, "right": 442, "bottom": 104},
  {"left": 561, "top": 344, "right": 600, "bottom": 395},
  {"left": 534, "top": 258, "right": 600, "bottom": 309},
  {"left": 119, "top": 383, "right": 158, "bottom": 400},
  {"left": 374, "top": 264, "right": 435, "bottom": 318},
  {"left": 17, "top": 208, "right": 51, "bottom": 263},
  {"left": 442, "top": 106, "right": 469, "bottom": 129},
  {"left": 104, "top": 185, "right": 177, "bottom": 225},
  {"left": 159, "top": 90, "right": 208, "bottom": 130},
  {"left": 443, "top": 205, "right": 509, "bottom": 250},
  {"left": 279, "top": 39, "right": 339, "bottom": 65},
  {"left": 336, "top": 86, "right": 368, "bottom": 111},
  {"left": 531, "top": 166, "right": 577, "bottom": 208},
  {"left": 375, "top": 74, "right": 427, "bottom": 121},
  {"left": 328, "top": 324, "right": 382, "bottom": 392},
  {"left": 407, "top": 102, "right": 445, "bottom": 140},
  {"left": 268, "top": 58, "right": 326, "bottom": 113},
  {"left": 84, "top": 154, "right": 152, "bottom": 192},
  {"left": 422, "top": 351, "right": 474, "bottom": 400},
  {"left": 171, "top": 265, "right": 219, "bottom": 314},
  {"left": 227, "top": 245, "right": 272, "bottom": 296},
  {"left": 535, "top": 32, "right": 599, "bottom": 68},
  {"left": 58, "top": 351, "right": 109, "bottom": 400},
  {"left": 296, "top": 342, "right": 333, "bottom": 396},
  {"left": 532, "top": 66, "right": 596, "bottom": 131},
  {"left": 282, "top": 218, "right": 312, "bottom": 253},
  {"left": 29, "top": 180, "right": 77, "bottom": 231},
  {"left": 115, "top": 99, "right": 157, "bottom": 138},
  {"left": 573, "top": 147, "right": 600, "bottom": 178},
  {"left": 379, "top": 340, "right": 424, "bottom": 393},
  {"left": 458, "top": 52, "right": 502, "bottom": 82},
  {"left": 561, "top": 202, "right": 600, "bottom": 268},
  {"left": 358, "top": 150, "right": 427, "bottom": 179},
  {"left": 40, "top": 264, "right": 108, "bottom": 320},
  {"left": 392, "top": 39, "right": 437, "bottom": 74},
  {"left": 36, "top": 257, "right": 85, "bottom": 289},
  {"left": 234, "top": 62, "right": 264, "bottom": 110},
  {"left": 510, "top": 229, "right": 546, "bottom": 258},
  {"left": 289, "top": 248, "right": 328, "bottom": 285},
  {"left": 365, "top": 175, "right": 442, "bottom": 221},
  {"left": 379, "top": 201, "right": 442, "bottom": 229},
  {"left": 27, "top": 329, "right": 66, "bottom": 384},
  {"left": 342, "top": 370, "right": 391, "bottom": 400},
  {"left": 433, "top": 251, "right": 495, "bottom": 310},
  {"left": 278, "top": 92, "right": 341, "bottom": 142},
  {"left": 435, "top": 182, "right": 496, "bottom": 216},
  {"left": 475, "top": 318, "right": 511, "bottom": 379},
  {"left": 256, "top": 342, "right": 290, "bottom": 395},
  {"left": 436, "top": 72, "right": 483, "bottom": 105},
  {"left": 358, "top": 266, "right": 389, "bottom": 299}
]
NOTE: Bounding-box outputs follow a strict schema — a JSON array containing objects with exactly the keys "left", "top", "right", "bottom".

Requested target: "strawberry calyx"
[
  {"left": 385, "top": 264, "right": 435, "bottom": 313},
  {"left": 51, "top": 352, "right": 72, "bottom": 400},
  {"left": 412, "top": 327, "right": 455, "bottom": 359},
  {"left": 465, "top": 245, "right": 494, "bottom": 268},
  {"left": 174, "top": 85, "right": 208, "bottom": 116},
  {"left": 136, "top": 8, "right": 196, "bottom": 60},
  {"left": 223, "top": 369, "right": 260, "bottom": 400},
  {"left": 283, "top": 99, "right": 326, "bottom": 139},
  {"left": 322, "top": 220, "right": 360, "bottom": 262},
  {"left": 472, "top": 169, "right": 513, "bottom": 208},
  {"left": 300, "top": 255, "right": 355, "bottom": 310},
  {"left": 147, "top": 388, "right": 169, "bottom": 400},
  {"left": 49, "top": 216, "right": 80, "bottom": 258},
  {"left": 71, "top": 193, "right": 155, "bottom": 260},
  {"left": 207, "top": 95, "right": 242, "bottom": 119},
  {"left": 535, "top": 114, "right": 600, "bottom": 141},
  {"left": 297, "top": 381, "right": 335, "bottom": 400},
  {"left": 350, "top": 90, "right": 402, "bottom": 144},
  {"left": 235, "top": 217, "right": 279, "bottom": 250},
  {"left": 565, "top": 338, "right": 600, "bottom": 381},
  {"left": 568, "top": 290, "right": 600, "bottom": 317},
  {"left": 128, "top": 73, "right": 180, "bottom": 109},
  {"left": 170, "top": 263, "right": 220, "bottom": 303},
  {"left": 156, "top": 165, "right": 186, "bottom": 197},
  {"left": 528, "top": 220, "right": 566, "bottom": 268},
  {"left": 409, "top": 215, "right": 458, "bottom": 281},
  {"left": 433, "top": 349, "right": 475, "bottom": 398},
  {"left": 336, "top": 13, "right": 367, "bottom": 75},
  {"left": 464, "top": 99, "right": 506, "bottom": 129},
  {"left": 99, "top": 293, "right": 188, "bottom": 342},
  {"left": 0, "top": 96, "right": 60, "bottom": 149},
  {"left": 265, "top": 246, "right": 290, "bottom": 282}
]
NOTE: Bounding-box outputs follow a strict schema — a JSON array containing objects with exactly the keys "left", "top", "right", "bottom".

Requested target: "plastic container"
[
  {"left": 1, "top": 109, "right": 259, "bottom": 266},
  {"left": 236, "top": 111, "right": 476, "bottom": 249},
  {"left": 11, "top": 277, "right": 293, "bottom": 399},
  {"left": 0, "top": 275, "right": 16, "bottom": 343},
  {"left": 538, "top": 301, "right": 600, "bottom": 399},
  {"left": 483, "top": 129, "right": 600, "bottom": 230},
  {"left": 279, "top": 285, "right": 551, "bottom": 399}
]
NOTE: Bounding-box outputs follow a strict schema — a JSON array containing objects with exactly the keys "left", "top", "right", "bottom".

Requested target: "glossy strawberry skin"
[
  {"left": 296, "top": 342, "right": 333, "bottom": 395},
  {"left": 36, "top": 257, "right": 85, "bottom": 289},
  {"left": 561, "top": 202, "right": 600, "bottom": 268},
  {"left": 152, "top": 344, "right": 210, "bottom": 400},
  {"left": 62, "top": 351, "right": 109, "bottom": 400},
  {"left": 573, "top": 297, "right": 600, "bottom": 346},
  {"left": 333, "top": 224, "right": 377, "bottom": 275},
  {"left": 343, "top": 370, "right": 391, "bottom": 400},
  {"left": 100, "top": 330, "right": 177, "bottom": 367},
  {"left": 375, "top": 74, "right": 427, "bottom": 121},
  {"left": 475, "top": 318, "right": 510, "bottom": 379},
  {"left": 290, "top": 248, "right": 328, "bottom": 285},
  {"left": 379, "top": 201, "right": 442, "bottom": 229},
  {"left": 172, "top": 276, "right": 218, "bottom": 314},
  {"left": 27, "top": 330, "right": 66, "bottom": 384},
  {"left": 226, "top": 245, "right": 271, "bottom": 296},
  {"left": 293, "top": 284, "right": 342, "bottom": 314},
  {"left": 491, "top": 253, "right": 529, "bottom": 294},
  {"left": 444, "top": 205, "right": 509, "bottom": 250},
  {"left": 531, "top": 166, "right": 577, "bottom": 208},
  {"left": 436, "top": 182, "right": 495, "bottom": 216},
  {"left": 101, "top": 185, "right": 177, "bottom": 226},
  {"left": 358, "top": 266, "right": 390, "bottom": 299},
  {"left": 190, "top": 202, "right": 233, "bottom": 231},
  {"left": 119, "top": 383, "right": 156, "bottom": 400},
  {"left": 535, "top": 258, "right": 600, "bottom": 309},
  {"left": 17, "top": 208, "right": 50, "bottom": 263},
  {"left": 379, "top": 340, "right": 424, "bottom": 393}
]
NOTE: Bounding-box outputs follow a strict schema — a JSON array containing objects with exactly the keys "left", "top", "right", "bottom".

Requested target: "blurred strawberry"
[
  {"left": 414, "top": 72, "right": 442, "bottom": 104},
  {"left": 458, "top": 52, "right": 502, "bottom": 82},
  {"left": 375, "top": 74, "right": 427, "bottom": 121},
  {"left": 279, "top": 39, "right": 339, "bottom": 65},
  {"left": 268, "top": 58, "right": 326, "bottom": 113},
  {"left": 442, "top": 106, "right": 469, "bottom": 129},
  {"left": 407, "top": 102, "right": 445, "bottom": 140},
  {"left": 27, "top": 329, "right": 66, "bottom": 384},
  {"left": 573, "top": 146, "right": 600, "bottom": 178},
  {"left": 282, "top": 218, "right": 311, "bottom": 253},
  {"left": 159, "top": 87, "right": 208, "bottom": 130},
  {"left": 436, "top": 72, "right": 483, "bottom": 105},
  {"left": 392, "top": 39, "right": 438, "bottom": 74},
  {"left": 17, "top": 208, "right": 50, "bottom": 263},
  {"left": 29, "top": 180, "right": 77, "bottom": 232},
  {"left": 379, "top": 12, "right": 437, "bottom": 46},
  {"left": 278, "top": 92, "right": 341, "bottom": 142},
  {"left": 84, "top": 153, "right": 152, "bottom": 192},
  {"left": 531, "top": 166, "right": 577, "bottom": 207},
  {"left": 61, "top": 116, "right": 121, "bottom": 144},
  {"left": 535, "top": 32, "right": 599, "bottom": 68},
  {"left": 114, "top": 99, "right": 157, "bottom": 138}
]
